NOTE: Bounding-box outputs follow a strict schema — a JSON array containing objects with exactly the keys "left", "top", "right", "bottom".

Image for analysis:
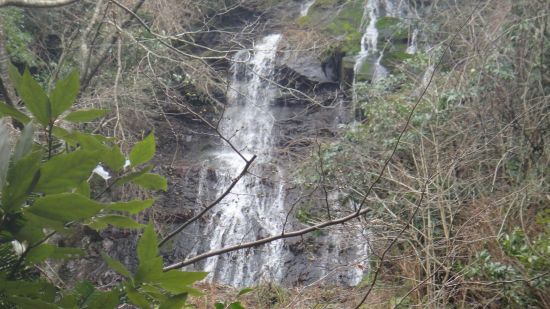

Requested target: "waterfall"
[
  {"left": 354, "top": 0, "right": 418, "bottom": 83},
  {"left": 183, "top": 12, "right": 385, "bottom": 286},
  {"left": 354, "top": 0, "right": 387, "bottom": 83},
  {"left": 300, "top": 0, "right": 315, "bottom": 17},
  {"left": 406, "top": 28, "right": 419, "bottom": 54},
  {"left": 191, "top": 34, "right": 286, "bottom": 287}
]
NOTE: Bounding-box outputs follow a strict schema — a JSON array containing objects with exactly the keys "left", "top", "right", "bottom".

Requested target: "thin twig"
[{"left": 158, "top": 155, "right": 257, "bottom": 248}]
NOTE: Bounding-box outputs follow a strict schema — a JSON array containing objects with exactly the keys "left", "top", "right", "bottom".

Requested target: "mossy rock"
[
  {"left": 312, "top": 0, "right": 346, "bottom": 9},
  {"left": 380, "top": 43, "right": 412, "bottom": 68},
  {"left": 376, "top": 16, "right": 408, "bottom": 42},
  {"left": 376, "top": 16, "right": 400, "bottom": 29},
  {"left": 326, "top": 0, "right": 364, "bottom": 53},
  {"left": 296, "top": 14, "right": 312, "bottom": 26},
  {"left": 300, "top": 0, "right": 364, "bottom": 54},
  {"left": 300, "top": 0, "right": 343, "bottom": 26},
  {"left": 340, "top": 55, "right": 357, "bottom": 86},
  {"left": 355, "top": 54, "right": 379, "bottom": 82}
]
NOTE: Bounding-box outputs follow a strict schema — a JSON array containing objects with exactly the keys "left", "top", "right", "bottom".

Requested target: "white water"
[
  {"left": 354, "top": 0, "right": 418, "bottom": 83},
  {"left": 196, "top": 34, "right": 287, "bottom": 287},
  {"left": 184, "top": 32, "right": 372, "bottom": 287},
  {"left": 190, "top": 1, "right": 421, "bottom": 287},
  {"left": 300, "top": 0, "right": 316, "bottom": 17},
  {"left": 406, "top": 28, "right": 419, "bottom": 54},
  {"left": 354, "top": 0, "right": 387, "bottom": 83},
  {"left": 314, "top": 192, "right": 370, "bottom": 286}
]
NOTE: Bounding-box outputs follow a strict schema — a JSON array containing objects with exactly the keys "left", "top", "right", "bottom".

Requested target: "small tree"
[{"left": 0, "top": 67, "right": 208, "bottom": 308}]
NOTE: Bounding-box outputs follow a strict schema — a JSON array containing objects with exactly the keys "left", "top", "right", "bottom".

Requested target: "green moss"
[
  {"left": 296, "top": 206, "right": 312, "bottom": 224},
  {"left": 255, "top": 284, "right": 288, "bottom": 307},
  {"left": 312, "top": 0, "right": 345, "bottom": 8},
  {"left": 355, "top": 60, "right": 375, "bottom": 82},
  {"left": 296, "top": 15, "right": 312, "bottom": 26},
  {"left": 375, "top": 16, "right": 400, "bottom": 29},
  {"left": 325, "top": 0, "right": 364, "bottom": 54},
  {"left": 297, "top": 0, "right": 364, "bottom": 54},
  {"left": 377, "top": 16, "right": 408, "bottom": 42},
  {"left": 340, "top": 55, "right": 357, "bottom": 85},
  {"left": 1, "top": 8, "right": 41, "bottom": 67},
  {"left": 380, "top": 43, "right": 412, "bottom": 68}
]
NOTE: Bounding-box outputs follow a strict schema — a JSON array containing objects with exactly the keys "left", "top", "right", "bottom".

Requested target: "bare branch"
[
  {"left": 162, "top": 202, "right": 372, "bottom": 271},
  {"left": 158, "top": 155, "right": 257, "bottom": 248},
  {"left": 0, "top": 0, "right": 78, "bottom": 8}
]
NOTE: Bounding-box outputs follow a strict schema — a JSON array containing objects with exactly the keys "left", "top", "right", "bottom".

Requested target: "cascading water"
[
  {"left": 183, "top": 2, "right": 428, "bottom": 286},
  {"left": 192, "top": 34, "right": 287, "bottom": 287},
  {"left": 406, "top": 29, "right": 419, "bottom": 54},
  {"left": 354, "top": 0, "right": 387, "bottom": 83},
  {"left": 353, "top": 0, "right": 418, "bottom": 83},
  {"left": 183, "top": 32, "right": 372, "bottom": 287},
  {"left": 300, "top": 0, "right": 316, "bottom": 17}
]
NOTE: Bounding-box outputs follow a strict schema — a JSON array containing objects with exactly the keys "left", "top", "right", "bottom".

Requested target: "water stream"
[
  {"left": 300, "top": 0, "right": 316, "bottom": 17},
  {"left": 185, "top": 1, "right": 428, "bottom": 287},
  {"left": 354, "top": 0, "right": 418, "bottom": 82},
  {"left": 195, "top": 34, "right": 287, "bottom": 287},
  {"left": 354, "top": 0, "right": 387, "bottom": 84}
]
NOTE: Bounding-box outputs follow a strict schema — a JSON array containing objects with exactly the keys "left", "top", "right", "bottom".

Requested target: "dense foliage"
[
  {"left": 0, "top": 69, "right": 215, "bottom": 308},
  {"left": 299, "top": 0, "right": 550, "bottom": 307},
  {"left": 0, "top": 0, "right": 548, "bottom": 308}
]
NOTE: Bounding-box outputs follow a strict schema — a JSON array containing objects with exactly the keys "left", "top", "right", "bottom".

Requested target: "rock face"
[
  {"left": 63, "top": 0, "right": 420, "bottom": 289},
  {"left": 157, "top": 31, "right": 367, "bottom": 287},
  {"left": 155, "top": 0, "right": 373, "bottom": 288},
  {"left": 278, "top": 47, "right": 335, "bottom": 84}
]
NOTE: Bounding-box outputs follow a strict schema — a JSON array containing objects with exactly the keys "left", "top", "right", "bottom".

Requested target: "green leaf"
[
  {"left": 116, "top": 165, "right": 153, "bottom": 186},
  {"left": 101, "top": 253, "right": 132, "bottom": 279},
  {"left": 24, "top": 211, "right": 68, "bottom": 232},
  {"left": 89, "top": 215, "right": 144, "bottom": 230},
  {"left": 215, "top": 303, "right": 225, "bottom": 309},
  {"left": 237, "top": 287, "right": 254, "bottom": 296},
  {"left": 73, "top": 132, "right": 106, "bottom": 149},
  {"left": 2, "top": 151, "right": 41, "bottom": 212},
  {"left": 0, "top": 276, "right": 50, "bottom": 297},
  {"left": 17, "top": 69, "right": 50, "bottom": 126},
  {"left": 27, "top": 193, "right": 103, "bottom": 222},
  {"left": 102, "top": 145, "right": 126, "bottom": 172},
  {"left": 76, "top": 180, "right": 91, "bottom": 198},
  {"left": 125, "top": 284, "right": 151, "bottom": 309},
  {"left": 65, "top": 109, "right": 109, "bottom": 123},
  {"left": 230, "top": 301, "right": 245, "bottom": 309},
  {"left": 50, "top": 69, "right": 80, "bottom": 118},
  {"left": 109, "top": 199, "right": 154, "bottom": 214},
  {"left": 14, "top": 213, "right": 48, "bottom": 243},
  {"left": 0, "top": 120, "right": 11, "bottom": 189},
  {"left": 8, "top": 62, "right": 22, "bottom": 88},
  {"left": 132, "top": 173, "right": 167, "bottom": 191},
  {"left": 13, "top": 121, "right": 34, "bottom": 161},
  {"left": 156, "top": 271, "right": 208, "bottom": 293},
  {"left": 129, "top": 133, "right": 155, "bottom": 166},
  {"left": 8, "top": 296, "right": 59, "bottom": 309},
  {"left": 56, "top": 294, "right": 78, "bottom": 308},
  {"left": 26, "top": 243, "right": 83, "bottom": 264},
  {"left": 174, "top": 286, "right": 203, "bottom": 297},
  {"left": 35, "top": 150, "right": 99, "bottom": 194},
  {"left": 159, "top": 293, "right": 188, "bottom": 309},
  {"left": 139, "top": 284, "right": 164, "bottom": 296},
  {"left": 74, "top": 281, "right": 95, "bottom": 304},
  {"left": 74, "top": 132, "right": 124, "bottom": 171},
  {"left": 0, "top": 101, "right": 31, "bottom": 124},
  {"left": 87, "top": 290, "right": 120, "bottom": 309},
  {"left": 134, "top": 256, "right": 163, "bottom": 284},
  {"left": 52, "top": 126, "right": 77, "bottom": 146},
  {"left": 138, "top": 223, "right": 158, "bottom": 263}
]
